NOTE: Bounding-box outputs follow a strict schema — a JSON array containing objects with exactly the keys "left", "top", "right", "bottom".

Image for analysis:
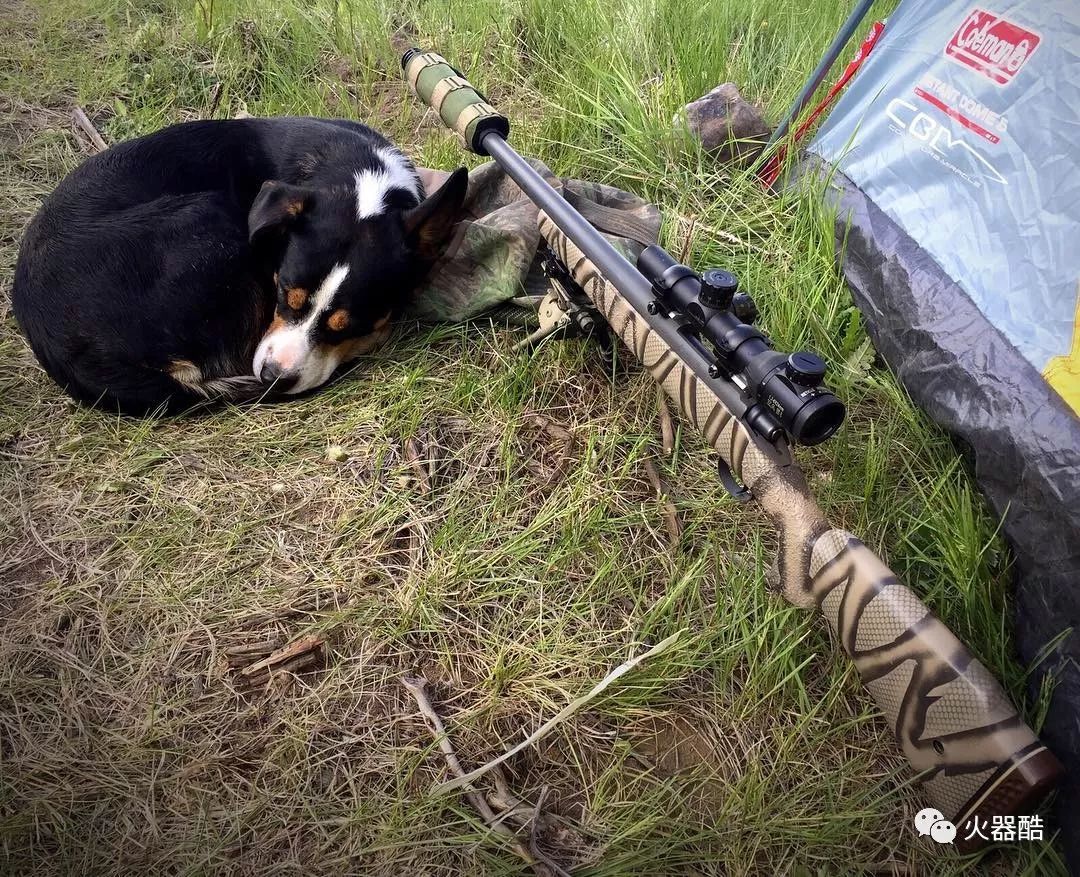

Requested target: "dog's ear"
[
  {"left": 403, "top": 167, "right": 468, "bottom": 261},
  {"left": 248, "top": 181, "right": 313, "bottom": 243}
]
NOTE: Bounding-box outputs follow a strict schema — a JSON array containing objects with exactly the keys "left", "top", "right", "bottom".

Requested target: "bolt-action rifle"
[{"left": 401, "top": 48, "right": 1062, "bottom": 848}]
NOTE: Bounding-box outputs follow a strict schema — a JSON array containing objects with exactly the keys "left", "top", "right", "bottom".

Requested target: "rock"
[{"left": 676, "top": 83, "right": 771, "bottom": 163}]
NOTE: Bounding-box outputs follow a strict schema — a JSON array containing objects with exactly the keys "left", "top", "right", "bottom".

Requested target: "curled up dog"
[{"left": 12, "top": 117, "right": 468, "bottom": 414}]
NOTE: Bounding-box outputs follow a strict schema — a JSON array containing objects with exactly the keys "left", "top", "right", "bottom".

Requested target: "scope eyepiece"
[
  {"left": 636, "top": 245, "right": 846, "bottom": 446},
  {"left": 792, "top": 393, "right": 846, "bottom": 445}
]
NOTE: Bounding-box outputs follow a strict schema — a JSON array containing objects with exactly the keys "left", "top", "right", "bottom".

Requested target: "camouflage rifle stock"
[{"left": 402, "top": 48, "right": 1062, "bottom": 848}]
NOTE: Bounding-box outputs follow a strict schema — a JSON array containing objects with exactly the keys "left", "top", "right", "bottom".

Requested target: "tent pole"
[{"left": 764, "top": 0, "right": 878, "bottom": 152}]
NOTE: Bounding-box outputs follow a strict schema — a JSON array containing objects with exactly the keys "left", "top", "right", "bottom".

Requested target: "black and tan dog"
[{"left": 12, "top": 117, "right": 467, "bottom": 414}]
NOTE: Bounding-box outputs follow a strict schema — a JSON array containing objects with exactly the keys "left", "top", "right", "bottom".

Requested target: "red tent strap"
[{"left": 760, "top": 20, "right": 886, "bottom": 188}]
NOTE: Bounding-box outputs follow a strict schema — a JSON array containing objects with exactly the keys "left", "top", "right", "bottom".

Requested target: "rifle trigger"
[{"left": 717, "top": 457, "right": 752, "bottom": 502}]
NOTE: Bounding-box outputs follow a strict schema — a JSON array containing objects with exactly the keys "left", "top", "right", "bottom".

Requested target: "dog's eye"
[
  {"left": 284, "top": 287, "right": 309, "bottom": 311},
  {"left": 326, "top": 309, "right": 350, "bottom": 332}
]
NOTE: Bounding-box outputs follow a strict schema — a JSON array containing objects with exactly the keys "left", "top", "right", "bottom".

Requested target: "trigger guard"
[{"left": 717, "top": 457, "right": 752, "bottom": 502}]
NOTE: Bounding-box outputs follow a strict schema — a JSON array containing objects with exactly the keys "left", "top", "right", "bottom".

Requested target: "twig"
[
  {"left": 224, "top": 638, "right": 283, "bottom": 658},
  {"left": 72, "top": 107, "right": 107, "bottom": 153},
  {"left": 404, "top": 435, "right": 432, "bottom": 494},
  {"left": 207, "top": 81, "right": 223, "bottom": 118},
  {"left": 642, "top": 459, "right": 682, "bottom": 546},
  {"left": 435, "top": 631, "right": 683, "bottom": 795},
  {"left": 641, "top": 458, "right": 664, "bottom": 495},
  {"left": 401, "top": 676, "right": 546, "bottom": 874},
  {"left": 225, "top": 638, "right": 284, "bottom": 668},
  {"left": 240, "top": 634, "right": 323, "bottom": 676},
  {"left": 241, "top": 650, "right": 321, "bottom": 689},
  {"left": 657, "top": 394, "right": 676, "bottom": 456}
]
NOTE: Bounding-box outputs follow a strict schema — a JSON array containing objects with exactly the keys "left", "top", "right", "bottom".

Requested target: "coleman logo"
[{"left": 945, "top": 9, "right": 1040, "bottom": 85}]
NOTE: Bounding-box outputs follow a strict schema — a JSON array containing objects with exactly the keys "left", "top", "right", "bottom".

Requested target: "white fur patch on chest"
[{"left": 354, "top": 147, "right": 420, "bottom": 219}]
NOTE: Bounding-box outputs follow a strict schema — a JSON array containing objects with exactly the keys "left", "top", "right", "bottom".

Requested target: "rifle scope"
[{"left": 638, "top": 246, "right": 846, "bottom": 446}]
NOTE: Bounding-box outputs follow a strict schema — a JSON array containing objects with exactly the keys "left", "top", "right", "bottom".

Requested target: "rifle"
[{"left": 401, "top": 48, "right": 1062, "bottom": 848}]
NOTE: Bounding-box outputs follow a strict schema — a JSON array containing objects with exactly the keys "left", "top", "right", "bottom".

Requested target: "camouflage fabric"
[{"left": 407, "top": 159, "right": 661, "bottom": 325}]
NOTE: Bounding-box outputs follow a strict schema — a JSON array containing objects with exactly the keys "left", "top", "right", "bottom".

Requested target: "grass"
[{"left": 0, "top": 0, "right": 1065, "bottom": 873}]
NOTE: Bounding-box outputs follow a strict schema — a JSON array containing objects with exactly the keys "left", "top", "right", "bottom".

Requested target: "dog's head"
[{"left": 248, "top": 161, "right": 467, "bottom": 394}]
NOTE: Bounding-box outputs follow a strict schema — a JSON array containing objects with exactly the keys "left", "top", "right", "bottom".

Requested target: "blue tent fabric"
[{"left": 806, "top": 0, "right": 1080, "bottom": 862}]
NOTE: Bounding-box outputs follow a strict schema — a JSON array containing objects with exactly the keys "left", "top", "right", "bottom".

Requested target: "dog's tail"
[
  {"left": 188, "top": 374, "right": 277, "bottom": 403},
  {"left": 84, "top": 365, "right": 279, "bottom": 416},
  {"left": 165, "top": 370, "right": 285, "bottom": 414}
]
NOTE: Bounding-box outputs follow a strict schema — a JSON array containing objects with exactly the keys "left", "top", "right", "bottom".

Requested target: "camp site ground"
[{"left": 0, "top": 0, "right": 1072, "bottom": 874}]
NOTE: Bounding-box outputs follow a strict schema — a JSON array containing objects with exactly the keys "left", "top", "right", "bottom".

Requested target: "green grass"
[{"left": 0, "top": 0, "right": 1065, "bottom": 873}]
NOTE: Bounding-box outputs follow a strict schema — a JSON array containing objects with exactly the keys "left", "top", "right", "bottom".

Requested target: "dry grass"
[{"left": 0, "top": 0, "right": 1065, "bottom": 874}]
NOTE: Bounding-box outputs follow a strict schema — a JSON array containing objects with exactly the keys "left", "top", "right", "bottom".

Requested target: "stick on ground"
[
  {"left": 658, "top": 394, "right": 676, "bottom": 456},
  {"left": 240, "top": 634, "right": 323, "bottom": 676},
  {"left": 401, "top": 676, "right": 556, "bottom": 875},
  {"left": 642, "top": 459, "right": 682, "bottom": 546},
  {"left": 435, "top": 631, "right": 683, "bottom": 795},
  {"left": 72, "top": 107, "right": 107, "bottom": 153}
]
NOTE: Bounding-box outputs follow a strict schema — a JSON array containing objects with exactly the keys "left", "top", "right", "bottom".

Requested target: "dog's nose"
[
  {"left": 260, "top": 361, "right": 296, "bottom": 390},
  {"left": 260, "top": 361, "right": 283, "bottom": 382}
]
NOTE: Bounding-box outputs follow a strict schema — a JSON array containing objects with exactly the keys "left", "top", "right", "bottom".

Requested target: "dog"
[{"left": 12, "top": 117, "right": 468, "bottom": 414}]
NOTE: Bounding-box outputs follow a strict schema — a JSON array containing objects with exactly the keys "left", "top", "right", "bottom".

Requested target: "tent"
[{"left": 803, "top": 0, "right": 1080, "bottom": 860}]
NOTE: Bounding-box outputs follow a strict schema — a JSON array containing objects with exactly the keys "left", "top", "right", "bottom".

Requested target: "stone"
[{"left": 676, "top": 83, "right": 771, "bottom": 163}]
